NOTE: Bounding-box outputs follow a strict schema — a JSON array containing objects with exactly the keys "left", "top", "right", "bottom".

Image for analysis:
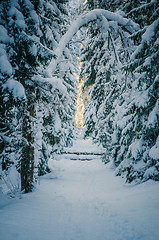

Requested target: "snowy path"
[{"left": 0, "top": 158, "right": 159, "bottom": 240}]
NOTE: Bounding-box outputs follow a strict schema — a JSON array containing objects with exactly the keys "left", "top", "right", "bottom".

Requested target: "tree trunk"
[{"left": 21, "top": 102, "right": 35, "bottom": 193}]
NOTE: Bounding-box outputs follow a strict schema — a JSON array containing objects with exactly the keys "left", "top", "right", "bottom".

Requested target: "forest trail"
[
  {"left": 60, "top": 138, "right": 105, "bottom": 161},
  {"left": 0, "top": 140, "right": 159, "bottom": 240}
]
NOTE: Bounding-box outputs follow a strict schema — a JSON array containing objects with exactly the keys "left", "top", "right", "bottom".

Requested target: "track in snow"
[{"left": 0, "top": 156, "right": 159, "bottom": 240}]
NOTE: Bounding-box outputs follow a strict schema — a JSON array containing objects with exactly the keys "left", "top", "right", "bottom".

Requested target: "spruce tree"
[
  {"left": 0, "top": 0, "right": 75, "bottom": 193},
  {"left": 113, "top": 2, "right": 159, "bottom": 182},
  {"left": 81, "top": 0, "right": 159, "bottom": 183}
]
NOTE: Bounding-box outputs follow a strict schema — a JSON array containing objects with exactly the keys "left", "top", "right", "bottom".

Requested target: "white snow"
[
  {"left": 129, "top": 138, "right": 143, "bottom": 159},
  {"left": 147, "top": 99, "right": 159, "bottom": 127},
  {"left": 15, "top": 19, "right": 26, "bottom": 29},
  {"left": 149, "top": 147, "right": 159, "bottom": 160},
  {"left": 32, "top": 75, "right": 67, "bottom": 94},
  {"left": 0, "top": 46, "right": 12, "bottom": 76},
  {"left": 23, "top": 0, "right": 34, "bottom": 10},
  {"left": 8, "top": 7, "right": 24, "bottom": 20},
  {"left": 0, "top": 25, "right": 10, "bottom": 43},
  {"left": 134, "top": 89, "right": 149, "bottom": 108},
  {"left": 155, "top": 74, "right": 159, "bottom": 83},
  {"left": 65, "top": 138, "right": 104, "bottom": 154},
  {"left": 122, "top": 122, "right": 133, "bottom": 135},
  {"left": 0, "top": 166, "right": 21, "bottom": 195},
  {"left": 47, "top": 9, "right": 139, "bottom": 75},
  {"left": 0, "top": 153, "right": 159, "bottom": 240},
  {"left": 3, "top": 79, "right": 26, "bottom": 99},
  {"left": 51, "top": 77, "right": 67, "bottom": 94},
  {"left": 45, "top": 1, "right": 59, "bottom": 15},
  {"left": 117, "top": 115, "right": 130, "bottom": 129},
  {"left": 54, "top": 112, "right": 61, "bottom": 132},
  {"left": 6, "top": 4, "right": 26, "bottom": 30},
  {"left": 29, "top": 10, "right": 39, "bottom": 24},
  {"left": 111, "top": 131, "right": 118, "bottom": 144},
  {"left": 142, "top": 18, "right": 159, "bottom": 43},
  {"left": 131, "top": 18, "right": 159, "bottom": 60},
  {"left": 149, "top": 136, "right": 159, "bottom": 160},
  {"left": 29, "top": 43, "right": 37, "bottom": 56},
  {"left": 144, "top": 166, "right": 158, "bottom": 180}
]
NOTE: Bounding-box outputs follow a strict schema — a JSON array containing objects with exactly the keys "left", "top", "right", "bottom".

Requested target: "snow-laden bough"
[{"left": 47, "top": 9, "right": 140, "bottom": 75}]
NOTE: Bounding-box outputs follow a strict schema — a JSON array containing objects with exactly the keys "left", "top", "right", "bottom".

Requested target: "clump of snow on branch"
[
  {"left": 3, "top": 79, "right": 26, "bottom": 99},
  {"left": 0, "top": 46, "right": 12, "bottom": 76},
  {"left": 149, "top": 136, "right": 159, "bottom": 160}
]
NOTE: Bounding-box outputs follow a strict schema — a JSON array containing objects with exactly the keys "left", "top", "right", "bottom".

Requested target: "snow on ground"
[
  {"left": 64, "top": 137, "right": 104, "bottom": 153},
  {"left": 0, "top": 155, "right": 159, "bottom": 240}
]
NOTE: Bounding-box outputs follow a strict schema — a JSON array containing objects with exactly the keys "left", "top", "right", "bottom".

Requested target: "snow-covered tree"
[
  {"left": 0, "top": 0, "right": 76, "bottom": 193},
  {"left": 113, "top": 4, "right": 159, "bottom": 182},
  {"left": 81, "top": 0, "right": 159, "bottom": 182}
]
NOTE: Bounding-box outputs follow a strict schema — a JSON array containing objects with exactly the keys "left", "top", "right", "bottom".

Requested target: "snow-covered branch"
[{"left": 47, "top": 9, "right": 139, "bottom": 75}]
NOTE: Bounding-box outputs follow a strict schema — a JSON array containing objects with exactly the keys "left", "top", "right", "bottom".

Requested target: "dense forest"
[{"left": 0, "top": 0, "right": 159, "bottom": 194}]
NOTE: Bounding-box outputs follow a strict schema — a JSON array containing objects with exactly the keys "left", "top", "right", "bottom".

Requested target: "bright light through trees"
[{"left": 75, "top": 73, "right": 85, "bottom": 127}]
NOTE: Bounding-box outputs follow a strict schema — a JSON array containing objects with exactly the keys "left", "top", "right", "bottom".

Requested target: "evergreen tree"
[
  {"left": 0, "top": 0, "right": 75, "bottom": 193},
  {"left": 113, "top": 3, "right": 159, "bottom": 182},
  {"left": 81, "top": 0, "right": 159, "bottom": 183}
]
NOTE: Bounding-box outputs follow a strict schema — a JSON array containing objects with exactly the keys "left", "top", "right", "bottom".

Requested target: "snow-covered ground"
[
  {"left": 0, "top": 155, "right": 159, "bottom": 240},
  {"left": 65, "top": 137, "right": 104, "bottom": 153}
]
